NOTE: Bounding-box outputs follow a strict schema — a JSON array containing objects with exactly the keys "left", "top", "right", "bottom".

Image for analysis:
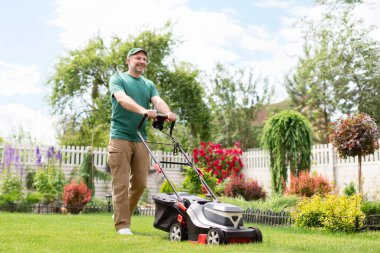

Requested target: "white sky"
[{"left": 0, "top": 0, "right": 379, "bottom": 145}]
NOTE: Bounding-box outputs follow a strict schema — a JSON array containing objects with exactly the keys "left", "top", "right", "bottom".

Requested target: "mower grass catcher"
[{"left": 137, "top": 114, "right": 262, "bottom": 245}]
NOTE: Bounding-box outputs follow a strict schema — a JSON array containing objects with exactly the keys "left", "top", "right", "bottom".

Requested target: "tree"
[
  {"left": 80, "top": 149, "right": 110, "bottom": 197},
  {"left": 329, "top": 113, "right": 380, "bottom": 194},
  {"left": 287, "top": 3, "right": 380, "bottom": 143},
  {"left": 48, "top": 26, "right": 211, "bottom": 147},
  {"left": 261, "top": 110, "right": 313, "bottom": 194},
  {"left": 208, "top": 64, "right": 271, "bottom": 149},
  {"left": 158, "top": 62, "right": 211, "bottom": 143}
]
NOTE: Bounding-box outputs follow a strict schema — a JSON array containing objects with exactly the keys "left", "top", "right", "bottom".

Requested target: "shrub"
[
  {"left": 33, "top": 146, "right": 66, "bottom": 203},
  {"left": 214, "top": 178, "right": 230, "bottom": 196},
  {"left": 292, "top": 194, "right": 365, "bottom": 232},
  {"left": 244, "top": 179, "right": 267, "bottom": 201},
  {"left": 62, "top": 179, "right": 92, "bottom": 214},
  {"left": 285, "top": 171, "right": 332, "bottom": 197},
  {"left": 25, "top": 169, "right": 36, "bottom": 190},
  {"left": 361, "top": 201, "right": 380, "bottom": 216},
  {"left": 160, "top": 180, "right": 178, "bottom": 193},
  {"left": 34, "top": 167, "right": 64, "bottom": 203},
  {"left": 24, "top": 192, "right": 43, "bottom": 204},
  {"left": 88, "top": 197, "right": 108, "bottom": 206},
  {"left": 224, "top": 175, "right": 266, "bottom": 201},
  {"left": 343, "top": 182, "right": 356, "bottom": 197},
  {"left": 223, "top": 176, "right": 244, "bottom": 198},
  {"left": 193, "top": 142, "right": 243, "bottom": 183},
  {"left": 182, "top": 166, "right": 217, "bottom": 195},
  {"left": 0, "top": 168, "right": 23, "bottom": 203}
]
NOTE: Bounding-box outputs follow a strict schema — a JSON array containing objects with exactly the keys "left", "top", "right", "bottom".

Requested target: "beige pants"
[{"left": 108, "top": 139, "right": 149, "bottom": 231}]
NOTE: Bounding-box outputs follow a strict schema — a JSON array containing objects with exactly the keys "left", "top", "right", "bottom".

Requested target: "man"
[{"left": 108, "top": 48, "right": 176, "bottom": 235}]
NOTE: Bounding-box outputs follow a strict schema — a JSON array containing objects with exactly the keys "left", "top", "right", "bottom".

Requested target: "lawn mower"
[{"left": 137, "top": 114, "right": 262, "bottom": 245}]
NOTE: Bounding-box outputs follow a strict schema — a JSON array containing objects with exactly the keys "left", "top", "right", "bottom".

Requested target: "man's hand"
[
  {"left": 165, "top": 112, "right": 177, "bottom": 122},
  {"left": 142, "top": 109, "right": 157, "bottom": 120}
]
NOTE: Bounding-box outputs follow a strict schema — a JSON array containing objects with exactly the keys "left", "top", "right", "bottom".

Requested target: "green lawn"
[{"left": 0, "top": 213, "right": 379, "bottom": 253}]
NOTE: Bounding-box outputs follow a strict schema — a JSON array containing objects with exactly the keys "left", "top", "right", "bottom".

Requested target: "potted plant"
[{"left": 62, "top": 179, "right": 91, "bottom": 214}]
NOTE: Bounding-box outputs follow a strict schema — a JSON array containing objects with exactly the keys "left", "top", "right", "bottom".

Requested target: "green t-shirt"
[{"left": 109, "top": 72, "right": 159, "bottom": 141}]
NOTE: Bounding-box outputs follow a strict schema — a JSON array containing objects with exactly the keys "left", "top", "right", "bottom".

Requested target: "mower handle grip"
[{"left": 137, "top": 113, "right": 176, "bottom": 136}]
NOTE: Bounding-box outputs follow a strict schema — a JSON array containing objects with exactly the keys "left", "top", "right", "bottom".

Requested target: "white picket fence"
[
  {"left": 0, "top": 144, "right": 187, "bottom": 200},
  {"left": 243, "top": 143, "right": 380, "bottom": 198},
  {"left": 1, "top": 142, "right": 380, "bottom": 200}
]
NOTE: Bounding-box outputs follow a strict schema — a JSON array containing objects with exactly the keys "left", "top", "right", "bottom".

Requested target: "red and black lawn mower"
[{"left": 137, "top": 114, "right": 262, "bottom": 245}]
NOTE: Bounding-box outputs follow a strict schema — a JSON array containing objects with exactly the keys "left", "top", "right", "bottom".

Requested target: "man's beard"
[{"left": 133, "top": 65, "right": 145, "bottom": 74}]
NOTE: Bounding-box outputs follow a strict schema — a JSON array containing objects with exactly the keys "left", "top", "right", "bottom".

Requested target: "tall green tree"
[
  {"left": 158, "top": 62, "right": 211, "bottom": 143},
  {"left": 287, "top": 2, "right": 380, "bottom": 143},
  {"left": 262, "top": 110, "right": 313, "bottom": 194},
  {"left": 48, "top": 27, "right": 211, "bottom": 147},
  {"left": 208, "top": 64, "right": 271, "bottom": 149}
]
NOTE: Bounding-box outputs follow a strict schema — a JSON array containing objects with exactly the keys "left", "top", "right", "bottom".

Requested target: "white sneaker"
[{"left": 117, "top": 228, "right": 133, "bottom": 235}]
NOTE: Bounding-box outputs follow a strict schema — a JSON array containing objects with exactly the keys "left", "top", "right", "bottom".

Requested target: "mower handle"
[{"left": 137, "top": 113, "right": 175, "bottom": 136}]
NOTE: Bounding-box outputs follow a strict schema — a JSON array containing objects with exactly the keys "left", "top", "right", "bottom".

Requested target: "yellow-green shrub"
[
  {"left": 292, "top": 194, "right": 365, "bottom": 232},
  {"left": 159, "top": 179, "right": 178, "bottom": 193}
]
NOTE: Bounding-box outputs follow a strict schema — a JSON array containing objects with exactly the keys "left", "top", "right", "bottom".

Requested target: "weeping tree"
[
  {"left": 262, "top": 110, "right": 313, "bottom": 194},
  {"left": 329, "top": 113, "right": 380, "bottom": 194}
]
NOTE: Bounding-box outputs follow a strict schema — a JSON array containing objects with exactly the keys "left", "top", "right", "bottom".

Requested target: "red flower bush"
[
  {"left": 62, "top": 179, "right": 92, "bottom": 214},
  {"left": 224, "top": 175, "right": 266, "bottom": 201},
  {"left": 193, "top": 142, "right": 243, "bottom": 183},
  {"left": 285, "top": 171, "right": 332, "bottom": 197}
]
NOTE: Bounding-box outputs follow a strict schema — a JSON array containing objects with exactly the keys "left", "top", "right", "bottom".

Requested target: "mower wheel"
[
  {"left": 249, "top": 227, "right": 263, "bottom": 243},
  {"left": 169, "top": 223, "right": 187, "bottom": 242},
  {"left": 207, "top": 228, "right": 225, "bottom": 245}
]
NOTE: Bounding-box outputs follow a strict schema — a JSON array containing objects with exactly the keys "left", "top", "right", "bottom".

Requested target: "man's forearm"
[
  {"left": 151, "top": 96, "right": 176, "bottom": 121},
  {"left": 154, "top": 98, "right": 171, "bottom": 114}
]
